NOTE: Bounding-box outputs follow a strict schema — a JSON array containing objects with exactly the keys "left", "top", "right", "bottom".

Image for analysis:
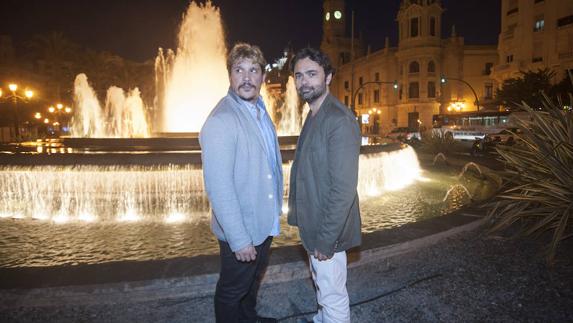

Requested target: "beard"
[
  {"left": 236, "top": 82, "right": 258, "bottom": 101},
  {"left": 297, "top": 82, "right": 327, "bottom": 104}
]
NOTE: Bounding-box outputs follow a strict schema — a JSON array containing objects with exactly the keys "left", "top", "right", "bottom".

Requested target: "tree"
[
  {"left": 25, "top": 32, "right": 81, "bottom": 101},
  {"left": 549, "top": 70, "right": 573, "bottom": 107},
  {"left": 495, "top": 68, "right": 554, "bottom": 110}
]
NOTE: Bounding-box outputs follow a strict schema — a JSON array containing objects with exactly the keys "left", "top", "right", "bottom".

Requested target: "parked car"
[
  {"left": 471, "top": 128, "right": 523, "bottom": 156},
  {"left": 386, "top": 127, "right": 421, "bottom": 142},
  {"left": 485, "top": 128, "right": 522, "bottom": 144}
]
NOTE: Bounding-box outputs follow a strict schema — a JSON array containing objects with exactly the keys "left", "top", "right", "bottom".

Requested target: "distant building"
[
  {"left": 492, "top": 0, "right": 573, "bottom": 83},
  {"left": 323, "top": 0, "right": 498, "bottom": 135}
]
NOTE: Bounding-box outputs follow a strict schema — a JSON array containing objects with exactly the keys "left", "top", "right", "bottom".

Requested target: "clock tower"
[{"left": 320, "top": 0, "right": 351, "bottom": 68}]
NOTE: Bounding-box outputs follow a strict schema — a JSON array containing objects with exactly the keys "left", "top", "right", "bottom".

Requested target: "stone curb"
[{"left": 0, "top": 217, "right": 485, "bottom": 310}]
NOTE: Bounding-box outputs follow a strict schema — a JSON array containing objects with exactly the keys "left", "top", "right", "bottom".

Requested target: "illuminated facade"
[
  {"left": 492, "top": 0, "right": 573, "bottom": 82},
  {"left": 323, "top": 0, "right": 498, "bottom": 134}
]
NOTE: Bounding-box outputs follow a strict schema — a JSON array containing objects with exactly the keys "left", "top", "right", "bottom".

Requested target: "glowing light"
[
  {"left": 358, "top": 146, "right": 422, "bottom": 196},
  {"left": 56, "top": 103, "right": 63, "bottom": 110},
  {"left": 165, "top": 212, "right": 186, "bottom": 224},
  {"left": 52, "top": 213, "right": 70, "bottom": 224},
  {"left": 281, "top": 205, "right": 289, "bottom": 215},
  {"left": 25, "top": 90, "right": 34, "bottom": 98},
  {"left": 366, "top": 185, "right": 381, "bottom": 197},
  {"left": 117, "top": 209, "right": 140, "bottom": 222},
  {"left": 44, "top": 118, "right": 49, "bottom": 124},
  {"left": 417, "top": 176, "right": 432, "bottom": 182},
  {"left": 32, "top": 213, "right": 50, "bottom": 220},
  {"left": 8, "top": 83, "right": 17, "bottom": 92},
  {"left": 78, "top": 212, "right": 96, "bottom": 222},
  {"left": 48, "top": 106, "right": 55, "bottom": 113},
  {"left": 161, "top": 1, "right": 228, "bottom": 133},
  {"left": 34, "top": 112, "right": 42, "bottom": 119}
]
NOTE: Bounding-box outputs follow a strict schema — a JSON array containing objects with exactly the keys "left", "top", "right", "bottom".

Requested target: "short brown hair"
[{"left": 226, "top": 43, "right": 267, "bottom": 74}]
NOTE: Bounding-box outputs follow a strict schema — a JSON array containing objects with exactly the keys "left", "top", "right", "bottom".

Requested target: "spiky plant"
[{"left": 486, "top": 92, "right": 573, "bottom": 263}]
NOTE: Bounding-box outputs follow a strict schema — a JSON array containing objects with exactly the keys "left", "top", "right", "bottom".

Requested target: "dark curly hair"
[{"left": 290, "top": 47, "right": 334, "bottom": 77}]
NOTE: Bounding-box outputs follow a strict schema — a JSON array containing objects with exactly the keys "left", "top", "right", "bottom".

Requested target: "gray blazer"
[
  {"left": 200, "top": 90, "right": 283, "bottom": 252},
  {"left": 287, "top": 94, "right": 361, "bottom": 257}
]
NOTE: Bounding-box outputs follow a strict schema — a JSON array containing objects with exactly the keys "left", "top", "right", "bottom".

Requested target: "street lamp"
[
  {"left": 440, "top": 75, "right": 480, "bottom": 112},
  {"left": 352, "top": 81, "right": 398, "bottom": 132},
  {"left": 0, "top": 83, "right": 34, "bottom": 140},
  {"left": 47, "top": 103, "right": 72, "bottom": 135}
]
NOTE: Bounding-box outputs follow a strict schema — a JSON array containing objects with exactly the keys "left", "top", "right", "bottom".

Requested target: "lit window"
[{"left": 534, "top": 17, "right": 545, "bottom": 32}]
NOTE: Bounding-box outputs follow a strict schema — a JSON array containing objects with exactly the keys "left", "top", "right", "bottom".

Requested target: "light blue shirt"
[{"left": 241, "top": 96, "right": 281, "bottom": 237}]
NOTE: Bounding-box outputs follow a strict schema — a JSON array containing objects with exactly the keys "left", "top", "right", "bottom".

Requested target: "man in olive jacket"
[{"left": 288, "top": 47, "right": 361, "bottom": 323}]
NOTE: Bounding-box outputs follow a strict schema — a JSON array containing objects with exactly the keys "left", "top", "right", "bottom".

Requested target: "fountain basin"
[{"left": 0, "top": 147, "right": 497, "bottom": 268}]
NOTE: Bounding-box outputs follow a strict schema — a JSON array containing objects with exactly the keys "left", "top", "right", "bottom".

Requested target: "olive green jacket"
[{"left": 287, "top": 94, "right": 361, "bottom": 257}]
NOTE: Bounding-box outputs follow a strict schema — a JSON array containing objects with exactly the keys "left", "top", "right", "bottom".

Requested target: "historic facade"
[
  {"left": 492, "top": 0, "right": 573, "bottom": 83},
  {"left": 323, "top": 0, "right": 499, "bottom": 135}
]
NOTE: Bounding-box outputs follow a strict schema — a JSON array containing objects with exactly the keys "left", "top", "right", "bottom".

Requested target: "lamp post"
[
  {"left": 440, "top": 76, "right": 480, "bottom": 112},
  {"left": 352, "top": 81, "right": 398, "bottom": 132},
  {"left": 0, "top": 83, "right": 34, "bottom": 140},
  {"left": 47, "top": 103, "right": 72, "bottom": 135}
]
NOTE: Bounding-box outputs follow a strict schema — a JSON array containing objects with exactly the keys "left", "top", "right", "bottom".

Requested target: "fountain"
[{"left": 0, "top": 1, "right": 498, "bottom": 269}]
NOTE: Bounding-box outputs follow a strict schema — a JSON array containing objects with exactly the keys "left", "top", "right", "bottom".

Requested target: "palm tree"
[{"left": 25, "top": 32, "right": 80, "bottom": 101}]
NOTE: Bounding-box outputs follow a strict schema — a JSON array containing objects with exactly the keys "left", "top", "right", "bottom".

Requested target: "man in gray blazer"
[
  {"left": 200, "top": 43, "right": 282, "bottom": 323},
  {"left": 288, "top": 47, "right": 361, "bottom": 323}
]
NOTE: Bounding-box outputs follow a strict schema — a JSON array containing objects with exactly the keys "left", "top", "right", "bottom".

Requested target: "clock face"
[
  {"left": 334, "top": 10, "right": 342, "bottom": 19},
  {"left": 325, "top": 12, "right": 330, "bottom": 21}
]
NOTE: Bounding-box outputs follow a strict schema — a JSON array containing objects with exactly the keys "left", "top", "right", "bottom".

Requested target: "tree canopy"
[{"left": 495, "top": 68, "right": 572, "bottom": 110}]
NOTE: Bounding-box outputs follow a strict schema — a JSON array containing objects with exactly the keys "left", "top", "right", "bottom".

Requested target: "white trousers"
[{"left": 309, "top": 251, "right": 350, "bottom": 323}]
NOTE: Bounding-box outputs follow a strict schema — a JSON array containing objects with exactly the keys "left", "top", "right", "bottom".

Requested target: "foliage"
[
  {"left": 420, "top": 128, "right": 456, "bottom": 155},
  {"left": 20, "top": 32, "right": 153, "bottom": 104},
  {"left": 495, "top": 68, "right": 554, "bottom": 110},
  {"left": 486, "top": 89, "right": 573, "bottom": 264}
]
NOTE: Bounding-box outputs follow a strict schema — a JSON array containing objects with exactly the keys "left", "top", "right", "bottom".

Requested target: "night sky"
[{"left": 0, "top": 0, "right": 500, "bottom": 63}]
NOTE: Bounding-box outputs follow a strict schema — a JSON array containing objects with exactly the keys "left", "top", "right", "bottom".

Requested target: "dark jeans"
[{"left": 215, "top": 236, "right": 273, "bottom": 323}]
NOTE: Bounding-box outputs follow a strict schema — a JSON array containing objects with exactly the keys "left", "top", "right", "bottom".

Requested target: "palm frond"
[{"left": 486, "top": 90, "right": 573, "bottom": 264}]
